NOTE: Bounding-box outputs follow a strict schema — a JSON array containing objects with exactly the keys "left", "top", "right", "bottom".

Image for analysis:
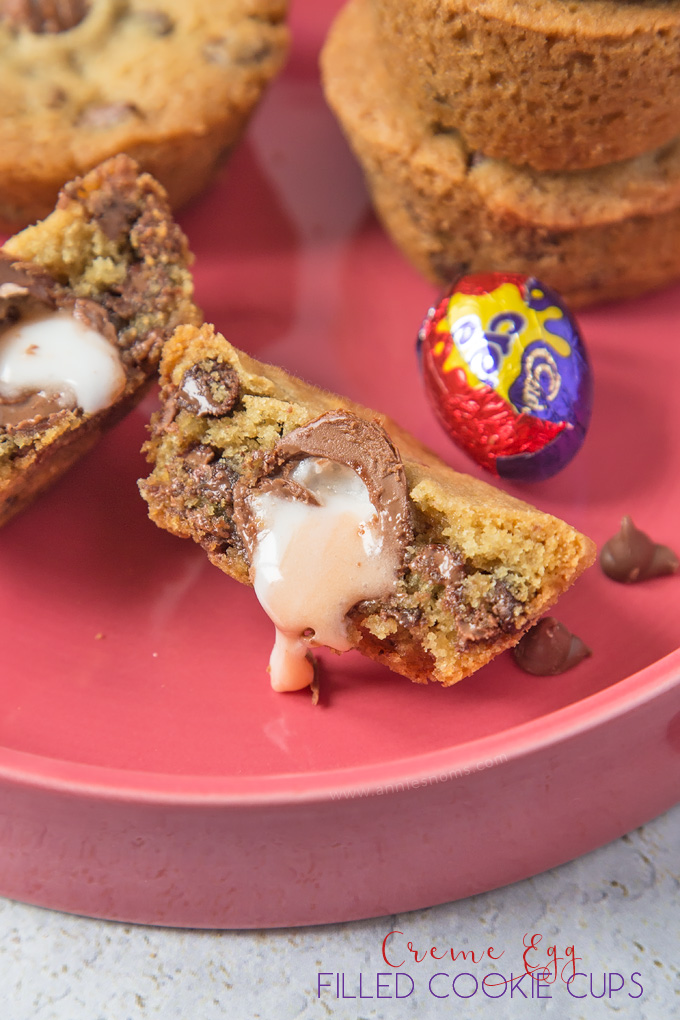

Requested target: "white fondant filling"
[
  {"left": 249, "top": 457, "right": 399, "bottom": 692},
  {"left": 0, "top": 310, "right": 126, "bottom": 413}
]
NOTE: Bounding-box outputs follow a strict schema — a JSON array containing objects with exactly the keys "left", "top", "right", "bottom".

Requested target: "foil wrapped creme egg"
[{"left": 417, "top": 272, "right": 592, "bottom": 482}]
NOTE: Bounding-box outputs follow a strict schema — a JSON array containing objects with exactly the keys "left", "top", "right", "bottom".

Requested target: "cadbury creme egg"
[{"left": 417, "top": 272, "right": 592, "bottom": 482}]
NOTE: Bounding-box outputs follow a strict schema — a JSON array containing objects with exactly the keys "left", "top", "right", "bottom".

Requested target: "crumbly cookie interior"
[{"left": 0, "top": 155, "right": 200, "bottom": 525}]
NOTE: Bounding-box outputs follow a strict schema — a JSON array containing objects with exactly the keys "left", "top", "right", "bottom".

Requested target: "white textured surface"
[{"left": 1, "top": 804, "right": 678, "bottom": 1020}]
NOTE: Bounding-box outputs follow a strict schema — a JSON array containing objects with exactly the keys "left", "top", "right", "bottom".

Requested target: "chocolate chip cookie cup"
[
  {"left": 321, "top": 0, "right": 680, "bottom": 307},
  {"left": 139, "top": 323, "right": 596, "bottom": 691},
  {"left": 370, "top": 0, "right": 680, "bottom": 172},
  {"left": 0, "top": 154, "right": 201, "bottom": 527},
  {"left": 0, "top": 0, "right": 289, "bottom": 229}
]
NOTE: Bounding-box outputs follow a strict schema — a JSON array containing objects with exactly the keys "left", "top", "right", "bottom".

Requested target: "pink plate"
[{"left": 0, "top": 0, "right": 679, "bottom": 928}]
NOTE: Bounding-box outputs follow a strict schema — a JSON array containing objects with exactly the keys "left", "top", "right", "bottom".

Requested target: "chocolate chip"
[
  {"left": 70, "top": 297, "right": 117, "bottom": 345},
  {"left": 0, "top": 0, "right": 88, "bottom": 32},
  {"left": 176, "top": 450, "right": 237, "bottom": 544},
  {"left": 467, "top": 150, "right": 488, "bottom": 170},
  {"left": 46, "top": 86, "right": 68, "bottom": 108},
  {"left": 409, "top": 544, "right": 464, "bottom": 586},
  {"left": 176, "top": 361, "right": 241, "bottom": 418},
  {"left": 513, "top": 617, "right": 591, "bottom": 676},
  {"left": 87, "top": 190, "right": 140, "bottom": 241},
  {"left": 449, "top": 580, "right": 520, "bottom": 644},
  {"left": 182, "top": 444, "right": 215, "bottom": 470},
  {"left": 0, "top": 253, "right": 56, "bottom": 306},
  {"left": 134, "top": 9, "right": 173, "bottom": 36},
  {"left": 490, "top": 580, "right": 521, "bottom": 630},
  {"left": 600, "top": 515, "right": 679, "bottom": 583},
  {"left": 203, "top": 35, "right": 273, "bottom": 67}
]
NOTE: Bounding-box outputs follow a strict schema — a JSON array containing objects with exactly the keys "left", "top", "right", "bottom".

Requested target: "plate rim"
[{"left": 1, "top": 645, "right": 678, "bottom": 805}]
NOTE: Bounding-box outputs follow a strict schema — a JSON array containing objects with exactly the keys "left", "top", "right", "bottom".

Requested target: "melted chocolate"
[
  {"left": 233, "top": 409, "right": 413, "bottom": 567},
  {"left": 0, "top": 389, "right": 73, "bottom": 428},
  {"left": 0, "top": 252, "right": 56, "bottom": 308},
  {"left": 252, "top": 472, "right": 321, "bottom": 507},
  {"left": 177, "top": 445, "right": 237, "bottom": 545},
  {"left": 409, "top": 544, "right": 464, "bottom": 586},
  {"left": 513, "top": 617, "right": 591, "bottom": 676},
  {"left": 71, "top": 297, "right": 118, "bottom": 345},
  {"left": 407, "top": 543, "right": 519, "bottom": 646},
  {"left": 600, "top": 516, "right": 679, "bottom": 583},
  {"left": 176, "top": 360, "right": 241, "bottom": 418},
  {"left": 450, "top": 579, "right": 519, "bottom": 643}
]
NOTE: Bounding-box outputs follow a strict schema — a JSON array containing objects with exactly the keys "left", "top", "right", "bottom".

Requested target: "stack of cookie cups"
[{"left": 321, "top": 0, "right": 680, "bottom": 307}]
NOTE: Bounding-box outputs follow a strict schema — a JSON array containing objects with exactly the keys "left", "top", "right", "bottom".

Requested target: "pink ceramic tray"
[{"left": 0, "top": 1, "right": 679, "bottom": 928}]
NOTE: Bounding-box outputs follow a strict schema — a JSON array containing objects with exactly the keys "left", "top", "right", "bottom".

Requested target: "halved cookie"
[
  {"left": 139, "top": 323, "right": 595, "bottom": 690},
  {"left": 0, "top": 154, "right": 201, "bottom": 527}
]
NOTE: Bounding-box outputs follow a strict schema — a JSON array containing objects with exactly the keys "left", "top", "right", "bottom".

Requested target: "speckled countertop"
[{"left": 1, "top": 803, "right": 677, "bottom": 1020}]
